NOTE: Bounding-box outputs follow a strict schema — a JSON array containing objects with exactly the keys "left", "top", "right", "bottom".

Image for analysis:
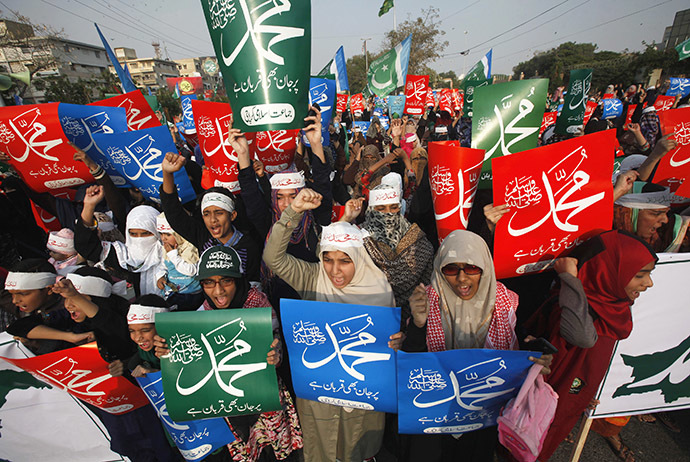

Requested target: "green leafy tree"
[
  {"left": 34, "top": 75, "right": 93, "bottom": 104},
  {"left": 156, "top": 88, "right": 182, "bottom": 119},
  {"left": 345, "top": 53, "right": 373, "bottom": 94}
]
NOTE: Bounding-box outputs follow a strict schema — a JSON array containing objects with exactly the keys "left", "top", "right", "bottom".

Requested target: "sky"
[{"left": 0, "top": 0, "right": 686, "bottom": 78}]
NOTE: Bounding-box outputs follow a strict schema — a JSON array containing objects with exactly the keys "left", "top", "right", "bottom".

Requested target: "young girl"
[
  {"left": 154, "top": 213, "right": 203, "bottom": 311},
  {"left": 126, "top": 294, "right": 169, "bottom": 377},
  {"left": 46, "top": 228, "right": 83, "bottom": 275}
]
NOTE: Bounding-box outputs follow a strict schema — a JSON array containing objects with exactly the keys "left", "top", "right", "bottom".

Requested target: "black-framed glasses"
[
  {"left": 200, "top": 277, "right": 235, "bottom": 289},
  {"left": 441, "top": 263, "right": 483, "bottom": 276}
]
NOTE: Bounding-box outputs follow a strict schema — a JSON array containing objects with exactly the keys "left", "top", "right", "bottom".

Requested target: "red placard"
[
  {"left": 426, "top": 88, "right": 435, "bottom": 108},
  {"left": 350, "top": 93, "right": 365, "bottom": 115},
  {"left": 336, "top": 94, "right": 349, "bottom": 113},
  {"left": 192, "top": 99, "right": 240, "bottom": 192},
  {"left": 166, "top": 76, "right": 203, "bottom": 95},
  {"left": 492, "top": 130, "right": 616, "bottom": 279},
  {"left": 428, "top": 141, "right": 485, "bottom": 242},
  {"left": 204, "top": 89, "right": 215, "bottom": 100},
  {"left": 654, "top": 95, "right": 676, "bottom": 112},
  {"left": 91, "top": 91, "right": 161, "bottom": 131},
  {"left": 652, "top": 107, "right": 690, "bottom": 196},
  {"left": 31, "top": 201, "right": 61, "bottom": 233},
  {"left": 0, "top": 103, "right": 94, "bottom": 193},
  {"left": 624, "top": 104, "right": 637, "bottom": 128},
  {"left": 540, "top": 112, "right": 557, "bottom": 136},
  {"left": 247, "top": 129, "right": 299, "bottom": 173},
  {"left": 403, "top": 75, "right": 429, "bottom": 115},
  {"left": 331, "top": 204, "right": 345, "bottom": 223},
  {"left": 439, "top": 88, "right": 453, "bottom": 114},
  {"left": 452, "top": 89, "right": 463, "bottom": 111},
  {"left": 602, "top": 93, "right": 614, "bottom": 100},
  {"left": 0, "top": 342, "right": 149, "bottom": 414},
  {"left": 582, "top": 100, "right": 598, "bottom": 126}
]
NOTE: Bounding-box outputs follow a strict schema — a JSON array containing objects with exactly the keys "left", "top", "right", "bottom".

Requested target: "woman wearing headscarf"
[
  {"left": 343, "top": 144, "right": 391, "bottom": 199},
  {"left": 154, "top": 245, "right": 303, "bottom": 462},
  {"left": 532, "top": 230, "right": 657, "bottom": 460},
  {"left": 400, "top": 230, "right": 551, "bottom": 461},
  {"left": 263, "top": 188, "right": 401, "bottom": 462},
  {"left": 75, "top": 185, "right": 163, "bottom": 297}
]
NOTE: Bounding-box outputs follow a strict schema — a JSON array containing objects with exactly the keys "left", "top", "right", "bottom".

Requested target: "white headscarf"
[
  {"left": 111, "top": 205, "right": 163, "bottom": 295},
  {"left": 431, "top": 230, "right": 497, "bottom": 349},
  {"left": 314, "top": 222, "right": 394, "bottom": 307}
]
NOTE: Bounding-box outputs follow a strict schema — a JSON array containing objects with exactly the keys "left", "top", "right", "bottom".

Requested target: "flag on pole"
[
  {"left": 367, "top": 34, "right": 412, "bottom": 97},
  {"left": 174, "top": 83, "right": 180, "bottom": 99},
  {"left": 318, "top": 46, "right": 349, "bottom": 92},
  {"left": 676, "top": 37, "right": 690, "bottom": 61},
  {"left": 464, "top": 49, "right": 493, "bottom": 82},
  {"left": 94, "top": 23, "right": 137, "bottom": 94},
  {"left": 379, "top": 0, "right": 394, "bottom": 17}
]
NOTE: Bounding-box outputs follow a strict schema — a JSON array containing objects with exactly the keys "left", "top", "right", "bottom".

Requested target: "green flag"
[
  {"left": 461, "top": 49, "right": 493, "bottom": 86},
  {"left": 199, "top": 1, "right": 311, "bottom": 132},
  {"left": 367, "top": 34, "right": 411, "bottom": 97},
  {"left": 555, "top": 69, "right": 592, "bottom": 135},
  {"left": 471, "top": 79, "right": 548, "bottom": 187},
  {"left": 378, "top": 0, "right": 394, "bottom": 17},
  {"left": 461, "top": 78, "right": 492, "bottom": 118},
  {"left": 156, "top": 309, "right": 281, "bottom": 422},
  {"left": 676, "top": 37, "right": 690, "bottom": 61}
]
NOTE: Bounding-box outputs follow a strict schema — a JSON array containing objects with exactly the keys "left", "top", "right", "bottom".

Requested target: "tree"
[
  {"left": 345, "top": 53, "right": 375, "bottom": 94},
  {"left": 156, "top": 88, "right": 182, "bottom": 119},
  {"left": 33, "top": 75, "right": 93, "bottom": 104}
]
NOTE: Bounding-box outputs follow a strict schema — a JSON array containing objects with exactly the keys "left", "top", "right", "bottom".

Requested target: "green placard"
[
  {"left": 156, "top": 308, "right": 281, "bottom": 422},
  {"left": 472, "top": 79, "right": 548, "bottom": 187},
  {"left": 200, "top": 1, "right": 311, "bottom": 132},
  {"left": 555, "top": 69, "right": 592, "bottom": 135},
  {"left": 461, "top": 78, "right": 491, "bottom": 118}
]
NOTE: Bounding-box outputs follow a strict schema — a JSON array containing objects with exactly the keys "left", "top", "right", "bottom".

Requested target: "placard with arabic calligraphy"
[
  {"left": 280, "top": 299, "right": 401, "bottom": 413},
  {"left": 200, "top": 0, "right": 311, "bottom": 133},
  {"left": 350, "top": 93, "right": 366, "bottom": 116},
  {"left": 0, "top": 342, "right": 148, "bottom": 415},
  {"left": 308, "top": 76, "right": 336, "bottom": 145},
  {"left": 396, "top": 349, "right": 534, "bottom": 434},
  {"left": 654, "top": 95, "right": 676, "bottom": 112},
  {"left": 472, "top": 79, "right": 548, "bottom": 188},
  {"left": 246, "top": 129, "right": 300, "bottom": 174},
  {"left": 388, "top": 95, "right": 406, "bottom": 119},
  {"left": 156, "top": 309, "right": 281, "bottom": 422},
  {"left": 90, "top": 91, "right": 161, "bottom": 132},
  {"left": 0, "top": 103, "right": 95, "bottom": 193},
  {"left": 91, "top": 125, "right": 196, "bottom": 204},
  {"left": 667, "top": 78, "right": 690, "bottom": 98},
  {"left": 492, "top": 130, "right": 616, "bottom": 279},
  {"left": 653, "top": 107, "right": 690, "bottom": 199},
  {"left": 58, "top": 103, "right": 129, "bottom": 187},
  {"left": 460, "top": 78, "right": 491, "bottom": 118},
  {"left": 404, "top": 75, "right": 429, "bottom": 116},
  {"left": 136, "top": 371, "right": 235, "bottom": 461},
  {"left": 555, "top": 69, "right": 592, "bottom": 135},
  {"left": 336, "top": 94, "right": 349, "bottom": 113}
]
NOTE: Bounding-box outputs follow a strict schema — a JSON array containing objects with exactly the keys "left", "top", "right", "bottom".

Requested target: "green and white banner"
[
  {"left": 157, "top": 309, "right": 281, "bottom": 422},
  {"left": 593, "top": 253, "right": 690, "bottom": 418},
  {"left": 472, "top": 79, "right": 548, "bottom": 186},
  {"left": 200, "top": 0, "right": 311, "bottom": 132},
  {"left": 555, "top": 68, "right": 592, "bottom": 135},
  {"left": 461, "top": 78, "right": 491, "bottom": 118},
  {"left": 463, "top": 49, "right": 492, "bottom": 83},
  {"left": 676, "top": 37, "right": 690, "bottom": 61},
  {"left": 367, "top": 34, "right": 412, "bottom": 97}
]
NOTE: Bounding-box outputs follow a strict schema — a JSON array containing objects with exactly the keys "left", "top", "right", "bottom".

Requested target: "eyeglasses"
[
  {"left": 200, "top": 277, "right": 235, "bottom": 289},
  {"left": 441, "top": 263, "right": 483, "bottom": 276}
]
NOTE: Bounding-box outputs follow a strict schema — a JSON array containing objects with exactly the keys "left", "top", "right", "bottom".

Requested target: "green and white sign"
[
  {"left": 472, "top": 79, "right": 547, "bottom": 187},
  {"left": 157, "top": 309, "right": 281, "bottom": 422},
  {"left": 676, "top": 37, "right": 690, "bottom": 61},
  {"left": 555, "top": 68, "right": 592, "bottom": 135},
  {"left": 461, "top": 78, "right": 491, "bottom": 118},
  {"left": 593, "top": 253, "right": 690, "bottom": 418},
  {"left": 200, "top": 0, "right": 311, "bottom": 132},
  {"left": 367, "top": 34, "right": 411, "bottom": 97}
]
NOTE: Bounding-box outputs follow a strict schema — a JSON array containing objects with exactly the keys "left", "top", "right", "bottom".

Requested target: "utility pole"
[{"left": 362, "top": 38, "right": 372, "bottom": 70}]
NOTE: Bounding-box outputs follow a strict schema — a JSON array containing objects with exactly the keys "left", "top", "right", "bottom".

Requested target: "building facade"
[
  {"left": 114, "top": 47, "right": 179, "bottom": 91},
  {"left": 663, "top": 8, "right": 690, "bottom": 51}
]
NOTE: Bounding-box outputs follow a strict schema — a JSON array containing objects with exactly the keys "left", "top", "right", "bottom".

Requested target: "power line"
[{"left": 435, "top": 0, "right": 483, "bottom": 25}]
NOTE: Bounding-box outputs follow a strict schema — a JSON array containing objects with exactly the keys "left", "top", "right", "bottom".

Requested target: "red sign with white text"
[
  {"left": 654, "top": 95, "right": 676, "bottom": 112},
  {"left": 403, "top": 75, "right": 429, "bottom": 115},
  {"left": 350, "top": 93, "right": 365, "bottom": 115},
  {"left": 0, "top": 342, "right": 148, "bottom": 414},
  {"left": 31, "top": 201, "right": 61, "bottom": 233},
  {"left": 583, "top": 100, "right": 598, "bottom": 126},
  {"left": 652, "top": 107, "right": 690, "bottom": 196},
  {"left": 439, "top": 89, "right": 453, "bottom": 114},
  {"left": 625, "top": 104, "right": 637, "bottom": 128},
  {"left": 452, "top": 89, "right": 463, "bottom": 112},
  {"left": 428, "top": 141, "right": 485, "bottom": 242},
  {"left": 192, "top": 99, "right": 240, "bottom": 192},
  {"left": 336, "top": 94, "right": 349, "bottom": 113},
  {"left": 247, "top": 129, "right": 299, "bottom": 173},
  {"left": 0, "top": 103, "right": 94, "bottom": 193},
  {"left": 492, "top": 130, "right": 616, "bottom": 279},
  {"left": 90, "top": 91, "right": 161, "bottom": 131},
  {"left": 540, "top": 112, "right": 557, "bottom": 136},
  {"left": 426, "top": 88, "right": 435, "bottom": 108}
]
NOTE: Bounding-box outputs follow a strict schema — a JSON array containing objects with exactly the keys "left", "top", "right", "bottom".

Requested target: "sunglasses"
[
  {"left": 441, "top": 263, "right": 483, "bottom": 276},
  {"left": 200, "top": 277, "right": 235, "bottom": 289}
]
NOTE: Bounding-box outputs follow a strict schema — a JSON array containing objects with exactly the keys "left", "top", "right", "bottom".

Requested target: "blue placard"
[
  {"left": 280, "top": 299, "right": 401, "bottom": 413},
  {"left": 372, "top": 107, "right": 385, "bottom": 119},
  {"left": 181, "top": 94, "right": 197, "bottom": 133},
  {"left": 374, "top": 96, "right": 388, "bottom": 112},
  {"left": 136, "top": 371, "right": 235, "bottom": 461},
  {"left": 397, "top": 349, "right": 535, "bottom": 434},
  {"left": 58, "top": 103, "right": 130, "bottom": 187},
  {"left": 352, "top": 121, "right": 370, "bottom": 136},
  {"left": 91, "top": 125, "right": 196, "bottom": 203},
  {"left": 387, "top": 95, "right": 406, "bottom": 119},
  {"left": 308, "top": 77, "right": 336, "bottom": 146},
  {"left": 602, "top": 98, "right": 623, "bottom": 119},
  {"left": 667, "top": 77, "right": 690, "bottom": 98},
  {"left": 378, "top": 116, "right": 390, "bottom": 131}
]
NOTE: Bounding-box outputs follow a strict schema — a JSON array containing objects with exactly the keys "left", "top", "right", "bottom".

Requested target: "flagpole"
[{"left": 394, "top": 5, "right": 397, "bottom": 32}]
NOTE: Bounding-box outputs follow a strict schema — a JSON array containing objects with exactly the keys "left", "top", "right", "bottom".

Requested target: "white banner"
[
  {"left": 593, "top": 253, "right": 690, "bottom": 418},
  {"left": 0, "top": 333, "right": 125, "bottom": 461}
]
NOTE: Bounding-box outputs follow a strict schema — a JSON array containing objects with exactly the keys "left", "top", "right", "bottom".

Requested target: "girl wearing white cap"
[
  {"left": 46, "top": 228, "right": 83, "bottom": 275},
  {"left": 264, "top": 188, "right": 403, "bottom": 462},
  {"left": 126, "top": 294, "right": 169, "bottom": 376}
]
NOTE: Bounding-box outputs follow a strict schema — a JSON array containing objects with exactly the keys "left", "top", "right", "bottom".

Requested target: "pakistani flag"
[
  {"left": 463, "top": 49, "right": 493, "bottom": 83},
  {"left": 379, "top": 0, "right": 394, "bottom": 17},
  {"left": 367, "top": 34, "right": 412, "bottom": 97},
  {"left": 676, "top": 37, "right": 690, "bottom": 61},
  {"left": 318, "top": 46, "right": 349, "bottom": 92}
]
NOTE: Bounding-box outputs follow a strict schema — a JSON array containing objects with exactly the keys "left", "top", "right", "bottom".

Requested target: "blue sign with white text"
[
  {"left": 308, "top": 77, "right": 336, "bottom": 146},
  {"left": 280, "top": 299, "right": 401, "bottom": 413},
  {"left": 602, "top": 98, "right": 623, "bottom": 119},
  {"left": 92, "top": 125, "right": 196, "bottom": 203},
  {"left": 58, "top": 103, "right": 129, "bottom": 186},
  {"left": 136, "top": 371, "right": 235, "bottom": 461},
  {"left": 388, "top": 95, "right": 406, "bottom": 118},
  {"left": 397, "top": 349, "right": 535, "bottom": 434},
  {"left": 352, "top": 121, "right": 370, "bottom": 136},
  {"left": 667, "top": 78, "right": 690, "bottom": 98},
  {"left": 181, "top": 94, "right": 197, "bottom": 134}
]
